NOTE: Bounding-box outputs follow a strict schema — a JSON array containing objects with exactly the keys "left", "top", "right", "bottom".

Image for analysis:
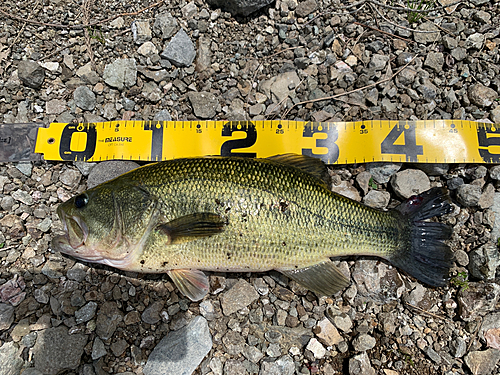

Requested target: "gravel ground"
[{"left": 1, "top": 0, "right": 500, "bottom": 374}]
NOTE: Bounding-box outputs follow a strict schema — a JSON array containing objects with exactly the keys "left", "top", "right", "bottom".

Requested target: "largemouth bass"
[{"left": 52, "top": 155, "right": 453, "bottom": 301}]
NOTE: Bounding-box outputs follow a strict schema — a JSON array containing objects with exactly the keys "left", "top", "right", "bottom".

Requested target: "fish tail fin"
[{"left": 387, "top": 187, "right": 453, "bottom": 287}]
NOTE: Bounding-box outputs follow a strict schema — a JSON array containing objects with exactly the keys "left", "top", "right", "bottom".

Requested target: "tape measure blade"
[{"left": 0, "top": 123, "right": 44, "bottom": 162}]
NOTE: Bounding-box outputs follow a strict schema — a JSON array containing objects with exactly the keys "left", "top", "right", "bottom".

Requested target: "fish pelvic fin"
[
  {"left": 388, "top": 187, "right": 453, "bottom": 287},
  {"left": 167, "top": 269, "right": 209, "bottom": 301},
  {"left": 156, "top": 212, "right": 226, "bottom": 244},
  {"left": 280, "top": 260, "right": 350, "bottom": 296}
]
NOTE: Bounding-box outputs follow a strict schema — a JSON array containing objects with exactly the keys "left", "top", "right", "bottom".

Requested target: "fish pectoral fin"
[
  {"left": 267, "top": 154, "right": 329, "bottom": 185},
  {"left": 280, "top": 260, "right": 350, "bottom": 296},
  {"left": 156, "top": 212, "right": 226, "bottom": 244},
  {"left": 167, "top": 269, "right": 209, "bottom": 301}
]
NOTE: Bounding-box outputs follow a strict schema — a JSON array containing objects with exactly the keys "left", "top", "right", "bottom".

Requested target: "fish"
[{"left": 52, "top": 155, "right": 453, "bottom": 301}]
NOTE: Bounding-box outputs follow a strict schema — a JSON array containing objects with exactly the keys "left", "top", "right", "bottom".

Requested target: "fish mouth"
[{"left": 52, "top": 208, "right": 103, "bottom": 262}]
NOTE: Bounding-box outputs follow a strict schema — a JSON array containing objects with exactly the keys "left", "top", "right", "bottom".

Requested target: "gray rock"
[
  {"left": 102, "top": 102, "right": 118, "bottom": 120},
  {"left": 111, "top": 339, "right": 128, "bottom": 356},
  {"left": 187, "top": 92, "right": 218, "bottom": 119},
  {"left": 454, "top": 250, "right": 469, "bottom": 267},
  {"left": 12, "top": 189, "right": 33, "bottom": 205},
  {"left": 143, "top": 316, "right": 212, "bottom": 375},
  {"left": 468, "top": 84, "right": 497, "bottom": 108},
  {"left": 457, "top": 282, "right": 500, "bottom": 321},
  {"left": 92, "top": 337, "right": 107, "bottom": 360},
  {"left": 221, "top": 279, "right": 259, "bottom": 315},
  {"left": 153, "top": 109, "right": 172, "bottom": 121},
  {"left": 448, "top": 177, "right": 464, "bottom": 190},
  {"left": 0, "top": 303, "right": 15, "bottom": 330},
  {"left": 243, "top": 345, "right": 264, "bottom": 363},
  {"left": 390, "top": 169, "right": 431, "bottom": 199},
  {"left": 142, "top": 301, "right": 164, "bottom": 325},
  {"left": 366, "top": 163, "right": 401, "bottom": 184},
  {"left": 450, "top": 336, "right": 467, "bottom": 358},
  {"left": 349, "top": 352, "right": 375, "bottom": 375},
  {"left": 451, "top": 47, "right": 467, "bottom": 61},
  {"left": 490, "top": 166, "right": 500, "bottom": 181},
  {"left": 96, "top": 301, "right": 124, "bottom": 341},
  {"left": 397, "top": 67, "right": 417, "bottom": 86},
  {"left": 490, "top": 193, "right": 500, "bottom": 241},
  {"left": 306, "top": 338, "right": 326, "bottom": 358},
  {"left": 75, "top": 301, "right": 98, "bottom": 324},
  {"left": 74, "top": 86, "right": 96, "bottom": 111},
  {"left": 418, "top": 78, "right": 438, "bottom": 102},
  {"left": 132, "top": 20, "right": 152, "bottom": 44},
  {"left": 18, "top": 60, "right": 45, "bottom": 89},
  {"left": 161, "top": 29, "right": 196, "bottom": 68},
  {"left": 103, "top": 58, "right": 137, "bottom": 90},
  {"left": 87, "top": 161, "right": 140, "bottom": 188},
  {"left": 362, "top": 190, "right": 390, "bottom": 209},
  {"left": 76, "top": 63, "right": 100, "bottom": 85},
  {"left": 424, "top": 52, "right": 444, "bottom": 73},
  {"left": 456, "top": 184, "right": 482, "bottom": 207},
  {"left": 464, "top": 349, "right": 500, "bottom": 375},
  {"left": 295, "top": 0, "right": 318, "bottom": 17},
  {"left": 479, "top": 184, "right": 495, "bottom": 209},
  {"left": 59, "top": 168, "right": 81, "bottom": 188},
  {"left": 153, "top": 12, "right": 178, "bottom": 39},
  {"left": 491, "top": 106, "right": 500, "bottom": 123},
  {"left": 260, "top": 71, "right": 300, "bottom": 103},
  {"left": 0, "top": 341, "right": 23, "bottom": 375},
  {"left": 331, "top": 180, "right": 361, "bottom": 202},
  {"left": 426, "top": 347, "right": 442, "bottom": 364},
  {"left": 41, "top": 260, "right": 64, "bottom": 279},
  {"left": 332, "top": 314, "right": 352, "bottom": 333},
  {"left": 142, "top": 82, "right": 162, "bottom": 103},
  {"left": 205, "top": 0, "right": 274, "bottom": 16},
  {"left": 46, "top": 99, "right": 67, "bottom": 115},
  {"left": 259, "top": 355, "right": 295, "bottom": 375},
  {"left": 138, "top": 42, "right": 158, "bottom": 57},
  {"left": 352, "top": 334, "right": 376, "bottom": 352},
  {"left": 413, "top": 22, "right": 440, "bottom": 44},
  {"left": 469, "top": 242, "right": 500, "bottom": 281},
  {"left": 33, "top": 326, "right": 87, "bottom": 375},
  {"left": 465, "top": 33, "right": 485, "bottom": 50},
  {"left": 415, "top": 163, "right": 449, "bottom": 176}
]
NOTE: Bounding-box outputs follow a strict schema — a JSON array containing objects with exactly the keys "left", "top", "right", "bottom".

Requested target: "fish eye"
[{"left": 74, "top": 194, "right": 89, "bottom": 209}]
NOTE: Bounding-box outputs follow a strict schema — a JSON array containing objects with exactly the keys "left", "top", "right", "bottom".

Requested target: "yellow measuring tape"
[{"left": 34, "top": 119, "right": 500, "bottom": 164}]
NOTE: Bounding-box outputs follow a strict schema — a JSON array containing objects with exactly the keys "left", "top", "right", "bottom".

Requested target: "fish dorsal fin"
[
  {"left": 156, "top": 213, "right": 226, "bottom": 244},
  {"left": 267, "top": 154, "right": 329, "bottom": 185},
  {"left": 167, "top": 269, "right": 209, "bottom": 301},
  {"left": 280, "top": 260, "right": 350, "bottom": 296}
]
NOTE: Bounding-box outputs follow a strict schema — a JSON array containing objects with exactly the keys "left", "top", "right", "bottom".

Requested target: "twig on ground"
[
  {"left": 405, "top": 302, "right": 452, "bottom": 322},
  {"left": 82, "top": 0, "right": 96, "bottom": 70},
  {"left": 353, "top": 22, "right": 413, "bottom": 43},
  {"left": 282, "top": 54, "right": 418, "bottom": 118}
]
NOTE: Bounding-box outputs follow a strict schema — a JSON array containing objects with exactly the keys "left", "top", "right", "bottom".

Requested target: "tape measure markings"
[{"left": 32, "top": 119, "right": 500, "bottom": 164}]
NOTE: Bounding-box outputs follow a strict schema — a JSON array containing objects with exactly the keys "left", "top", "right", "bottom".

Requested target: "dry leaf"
[
  {"left": 485, "top": 40, "right": 497, "bottom": 51},
  {"left": 485, "top": 328, "right": 500, "bottom": 350}
]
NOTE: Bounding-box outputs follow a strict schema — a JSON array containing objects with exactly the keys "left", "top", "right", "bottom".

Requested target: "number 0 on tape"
[{"left": 34, "top": 119, "right": 500, "bottom": 164}]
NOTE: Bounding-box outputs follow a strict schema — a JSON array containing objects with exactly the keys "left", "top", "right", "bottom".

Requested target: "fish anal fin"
[
  {"left": 156, "top": 212, "right": 226, "bottom": 244},
  {"left": 167, "top": 269, "right": 209, "bottom": 301},
  {"left": 267, "top": 154, "right": 329, "bottom": 185},
  {"left": 280, "top": 260, "right": 350, "bottom": 296}
]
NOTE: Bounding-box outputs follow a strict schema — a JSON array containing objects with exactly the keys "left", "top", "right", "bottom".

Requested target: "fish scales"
[
  {"left": 53, "top": 155, "right": 452, "bottom": 301},
  {"left": 118, "top": 158, "right": 403, "bottom": 271}
]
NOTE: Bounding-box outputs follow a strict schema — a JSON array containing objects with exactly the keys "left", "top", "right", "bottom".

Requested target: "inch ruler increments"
[{"left": 6, "top": 119, "right": 500, "bottom": 164}]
